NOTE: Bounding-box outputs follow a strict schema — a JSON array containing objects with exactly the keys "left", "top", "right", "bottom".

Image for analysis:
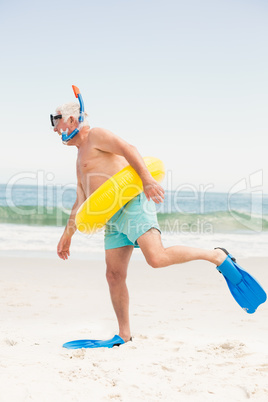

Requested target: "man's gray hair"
[{"left": 56, "top": 102, "right": 89, "bottom": 127}]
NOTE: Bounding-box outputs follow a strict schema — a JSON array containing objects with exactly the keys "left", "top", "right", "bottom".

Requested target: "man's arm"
[
  {"left": 90, "top": 127, "right": 165, "bottom": 203},
  {"left": 57, "top": 165, "right": 86, "bottom": 260},
  {"left": 62, "top": 185, "right": 85, "bottom": 237}
]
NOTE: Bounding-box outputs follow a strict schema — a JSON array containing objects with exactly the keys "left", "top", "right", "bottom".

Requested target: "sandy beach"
[{"left": 0, "top": 255, "right": 267, "bottom": 401}]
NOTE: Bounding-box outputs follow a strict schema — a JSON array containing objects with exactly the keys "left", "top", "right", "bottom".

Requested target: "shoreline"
[{"left": 1, "top": 248, "right": 268, "bottom": 261}]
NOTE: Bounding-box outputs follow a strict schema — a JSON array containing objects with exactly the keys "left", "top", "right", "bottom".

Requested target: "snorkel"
[{"left": 61, "top": 85, "right": 85, "bottom": 145}]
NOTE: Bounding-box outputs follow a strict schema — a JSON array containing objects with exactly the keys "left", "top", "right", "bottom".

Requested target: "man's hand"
[
  {"left": 143, "top": 178, "right": 165, "bottom": 204},
  {"left": 57, "top": 233, "right": 72, "bottom": 260}
]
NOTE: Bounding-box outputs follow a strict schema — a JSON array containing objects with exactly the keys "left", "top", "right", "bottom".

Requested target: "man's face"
[
  {"left": 53, "top": 116, "right": 78, "bottom": 145},
  {"left": 53, "top": 116, "right": 68, "bottom": 135}
]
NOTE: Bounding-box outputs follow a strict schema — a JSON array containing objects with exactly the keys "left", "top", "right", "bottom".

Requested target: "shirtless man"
[{"left": 52, "top": 102, "right": 227, "bottom": 343}]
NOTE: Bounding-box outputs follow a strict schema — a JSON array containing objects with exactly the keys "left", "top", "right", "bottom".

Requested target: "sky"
[{"left": 0, "top": 0, "right": 267, "bottom": 193}]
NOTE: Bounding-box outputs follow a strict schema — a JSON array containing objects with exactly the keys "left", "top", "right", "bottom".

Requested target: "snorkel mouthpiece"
[{"left": 61, "top": 85, "right": 85, "bottom": 144}]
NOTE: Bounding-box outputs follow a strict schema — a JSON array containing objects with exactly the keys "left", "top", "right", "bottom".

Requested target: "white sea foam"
[{"left": 0, "top": 223, "right": 267, "bottom": 260}]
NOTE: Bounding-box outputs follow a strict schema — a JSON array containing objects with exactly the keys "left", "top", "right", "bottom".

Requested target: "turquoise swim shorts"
[{"left": 104, "top": 192, "right": 161, "bottom": 250}]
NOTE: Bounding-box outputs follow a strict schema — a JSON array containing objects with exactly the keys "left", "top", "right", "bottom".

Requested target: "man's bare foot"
[
  {"left": 213, "top": 248, "right": 228, "bottom": 266},
  {"left": 119, "top": 333, "right": 132, "bottom": 343}
]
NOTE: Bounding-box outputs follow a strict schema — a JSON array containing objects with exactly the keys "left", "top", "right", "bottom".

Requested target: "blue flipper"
[
  {"left": 62, "top": 335, "right": 125, "bottom": 349},
  {"left": 215, "top": 248, "right": 267, "bottom": 313}
]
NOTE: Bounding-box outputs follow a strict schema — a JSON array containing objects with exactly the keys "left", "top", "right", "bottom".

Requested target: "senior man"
[{"left": 51, "top": 93, "right": 264, "bottom": 349}]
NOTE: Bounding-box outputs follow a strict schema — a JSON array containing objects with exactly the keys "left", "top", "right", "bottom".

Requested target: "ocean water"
[{"left": 0, "top": 184, "right": 267, "bottom": 259}]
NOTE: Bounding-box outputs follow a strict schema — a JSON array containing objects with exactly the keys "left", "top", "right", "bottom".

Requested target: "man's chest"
[{"left": 77, "top": 147, "right": 102, "bottom": 175}]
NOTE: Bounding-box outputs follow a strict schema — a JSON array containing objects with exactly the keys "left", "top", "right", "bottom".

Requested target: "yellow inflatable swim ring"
[{"left": 75, "top": 156, "right": 165, "bottom": 234}]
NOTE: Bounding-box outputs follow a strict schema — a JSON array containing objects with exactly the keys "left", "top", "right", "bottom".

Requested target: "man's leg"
[
  {"left": 137, "top": 228, "right": 227, "bottom": 268},
  {"left": 105, "top": 245, "right": 134, "bottom": 342}
]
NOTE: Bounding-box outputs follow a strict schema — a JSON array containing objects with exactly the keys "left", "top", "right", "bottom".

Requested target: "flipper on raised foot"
[
  {"left": 62, "top": 334, "right": 125, "bottom": 349},
  {"left": 215, "top": 247, "right": 267, "bottom": 313}
]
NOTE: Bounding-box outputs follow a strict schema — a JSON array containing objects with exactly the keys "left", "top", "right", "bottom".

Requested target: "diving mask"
[{"left": 50, "top": 114, "right": 62, "bottom": 128}]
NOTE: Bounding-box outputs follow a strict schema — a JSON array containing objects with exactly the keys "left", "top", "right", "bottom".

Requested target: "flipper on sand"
[
  {"left": 215, "top": 247, "right": 267, "bottom": 313},
  {"left": 62, "top": 334, "right": 125, "bottom": 349}
]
